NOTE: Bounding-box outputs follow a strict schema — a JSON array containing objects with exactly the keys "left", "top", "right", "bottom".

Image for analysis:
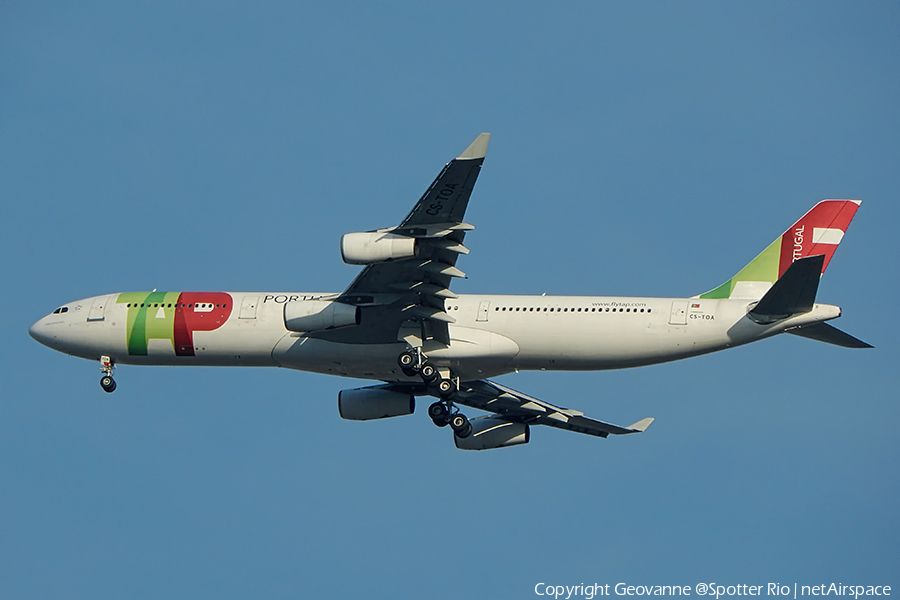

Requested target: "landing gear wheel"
[
  {"left": 397, "top": 350, "right": 418, "bottom": 371},
  {"left": 100, "top": 376, "right": 117, "bottom": 393},
  {"left": 450, "top": 413, "right": 472, "bottom": 438},
  {"left": 419, "top": 362, "right": 438, "bottom": 384},
  {"left": 428, "top": 401, "right": 450, "bottom": 427},
  {"left": 99, "top": 355, "right": 116, "bottom": 392},
  {"left": 427, "top": 401, "right": 449, "bottom": 421},
  {"left": 437, "top": 378, "right": 455, "bottom": 398},
  {"left": 401, "top": 367, "right": 418, "bottom": 377}
]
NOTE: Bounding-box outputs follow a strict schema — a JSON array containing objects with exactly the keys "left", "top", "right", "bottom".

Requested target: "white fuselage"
[{"left": 29, "top": 291, "right": 841, "bottom": 382}]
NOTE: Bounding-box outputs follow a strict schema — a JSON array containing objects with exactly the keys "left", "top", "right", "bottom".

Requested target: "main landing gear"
[
  {"left": 99, "top": 355, "right": 117, "bottom": 393},
  {"left": 397, "top": 348, "right": 472, "bottom": 438},
  {"left": 427, "top": 401, "right": 472, "bottom": 438},
  {"left": 398, "top": 348, "right": 457, "bottom": 397}
]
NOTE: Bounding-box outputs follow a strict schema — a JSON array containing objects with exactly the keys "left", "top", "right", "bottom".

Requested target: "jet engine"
[
  {"left": 338, "top": 387, "right": 415, "bottom": 421},
  {"left": 454, "top": 416, "right": 530, "bottom": 450},
  {"left": 341, "top": 232, "right": 418, "bottom": 265},
  {"left": 284, "top": 300, "right": 359, "bottom": 333}
]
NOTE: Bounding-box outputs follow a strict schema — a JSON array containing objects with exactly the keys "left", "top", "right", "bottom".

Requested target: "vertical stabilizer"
[{"left": 698, "top": 200, "right": 861, "bottom": 300}]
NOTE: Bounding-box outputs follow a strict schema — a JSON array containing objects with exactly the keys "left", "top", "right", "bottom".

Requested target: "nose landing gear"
[{"left": 99, "top": 356, "right": 117, "bottom": 393}]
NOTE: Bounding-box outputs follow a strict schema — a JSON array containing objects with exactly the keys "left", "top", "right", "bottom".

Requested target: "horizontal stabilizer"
[
  {"left": 787, "top": 322, "right": 873, "bottom": 348},
  {"left": 750, "top": 254, "right": 824, "bottom": 321}
]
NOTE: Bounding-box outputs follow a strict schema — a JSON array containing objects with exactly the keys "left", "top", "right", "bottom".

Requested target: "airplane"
[{"left": 29, "top": 133, "right": 872, "bottom": 450}]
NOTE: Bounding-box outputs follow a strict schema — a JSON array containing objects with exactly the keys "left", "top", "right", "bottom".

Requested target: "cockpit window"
[{"left": 52, "top": 307, "right": 69, "bottom": 314}]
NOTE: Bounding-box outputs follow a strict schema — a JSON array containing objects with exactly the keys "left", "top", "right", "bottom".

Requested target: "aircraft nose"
[{"left": 29, "top": 317, "right": 54, "bottom": 346}]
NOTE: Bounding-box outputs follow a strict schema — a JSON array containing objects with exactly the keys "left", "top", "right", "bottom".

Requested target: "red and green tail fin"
[{"left": 698, "top": 200, "right": 861, "bottom": 300}]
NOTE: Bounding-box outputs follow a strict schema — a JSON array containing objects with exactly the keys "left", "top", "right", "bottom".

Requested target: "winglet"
[
  {"left": 457, "top": 133, "right": 491, "bottom": 160},
  {"left": 627, "top": 417, "right": 654, "bottom": 432}
]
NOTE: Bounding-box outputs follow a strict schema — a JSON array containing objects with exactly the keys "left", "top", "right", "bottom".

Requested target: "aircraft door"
[
  {"left": 239, "top": 296, "right": 259, "bottom": 319},
  {"left": 476, "top": 300, "right": 490, "bottom": 322},
  {"left": 87, "top": 295, "right": 111, "bottom": 322},
  {"left": 668, "top": 300, "right": 688, "bottom": 325}
]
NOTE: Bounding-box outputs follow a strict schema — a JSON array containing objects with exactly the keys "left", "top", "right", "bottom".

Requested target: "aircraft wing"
[
  {"left": 451, "top": 379, "right": 653, "bottom": 438},
  {"left": 323, "top": 134, "right": 490, "bottom": 345}
]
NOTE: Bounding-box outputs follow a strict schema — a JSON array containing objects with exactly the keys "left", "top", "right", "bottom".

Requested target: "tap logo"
[{"left": 116, "top": 292, "right": 233, "bottom": 356}]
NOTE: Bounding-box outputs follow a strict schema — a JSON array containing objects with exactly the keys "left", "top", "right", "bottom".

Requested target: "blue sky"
[{"left": 2, "top": 3, "right": 898, "bottom": 599}]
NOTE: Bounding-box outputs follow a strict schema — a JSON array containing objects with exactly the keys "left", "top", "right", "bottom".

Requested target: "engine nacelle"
[
  {"left": 338, "top": 387, "right": 415, "bottom": 421},
  {"left": 341, "top": 232, "right": 418, "bottom": 265},
  {"left": 284, "top": 300, "right": 359, "bottom": 332},
  {"left": 454, "top": 416, "right": 530, "bottom": 450}
]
